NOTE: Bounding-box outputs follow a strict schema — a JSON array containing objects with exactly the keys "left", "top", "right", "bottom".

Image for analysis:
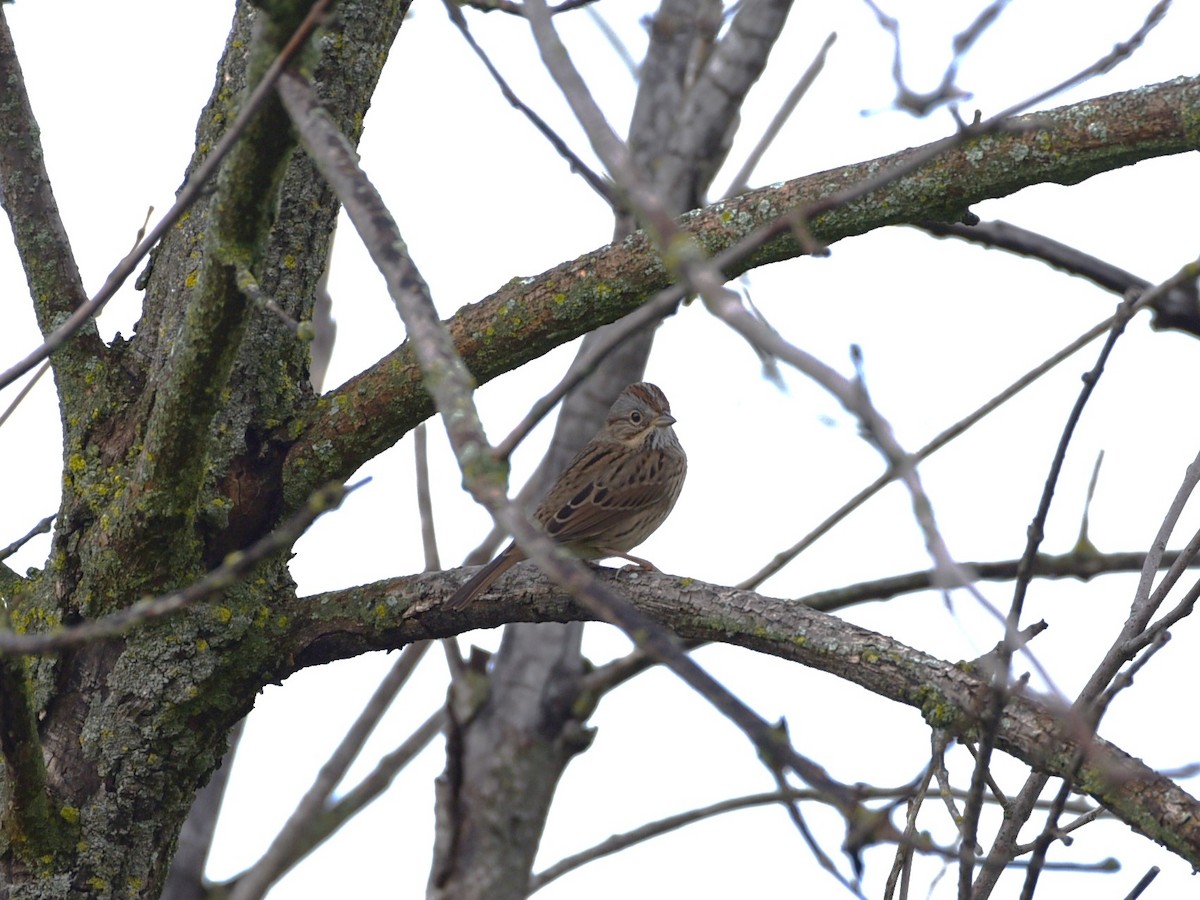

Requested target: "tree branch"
[
  {"left": 0, "top": 8, "right": 97, "bottom": 406},
  {"left": 917, "top": 218, "right": 1200, "bottom": 338},
  {"left": 132, "top": 0, "right": 334, "bottom": 520},
  {"left": 0, "top": 479, "right": 360, "bottom": 655},
  {"left": 282, "top": 74, "right": 1200, "bottom": 505},
  {"left": 279, "top": 63, "right": 877, "bottom": 880},
  {"left": 275, "top": 565, "right": 1200, "bottom": 869}
]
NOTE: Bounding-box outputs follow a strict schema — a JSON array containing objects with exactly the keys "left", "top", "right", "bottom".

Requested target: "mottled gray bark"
[{"left": 0, "top": 2, "right": 408, "bottom": 896}]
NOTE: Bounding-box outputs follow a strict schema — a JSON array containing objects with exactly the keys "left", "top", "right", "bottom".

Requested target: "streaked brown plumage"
[{"left": 447, "top": 382, "right": 686, "bottom": 609}]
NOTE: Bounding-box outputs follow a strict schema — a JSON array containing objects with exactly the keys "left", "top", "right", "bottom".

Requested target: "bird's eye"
[{"left": 629, "top": 410, "right": 643, "bottom": 424}]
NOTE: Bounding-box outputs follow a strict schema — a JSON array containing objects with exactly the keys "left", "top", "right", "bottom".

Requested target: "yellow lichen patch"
[{"left": 59, "top": 806, "right": 80, "bottom": 824}]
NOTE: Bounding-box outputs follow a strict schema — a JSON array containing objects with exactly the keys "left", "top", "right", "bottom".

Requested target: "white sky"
[{"left": 2, "top": 2, "right": 1199, "bottom": 898}]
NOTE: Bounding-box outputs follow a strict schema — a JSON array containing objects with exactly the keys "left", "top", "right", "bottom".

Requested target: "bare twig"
[
  {"left": 441, "top": 0, "right": 615, "bottom": 205},
  {"left": 584, "top": 5, "right": 638, "bottom": 78},
  {"left": 741, "top": 308, "right": 1119, "bottom": 589},
  {"left": 0, "top": 514, "right": 55, "bottom": 564},
  {"left": 280, "top": 63, "right": 888, "bottom": 889},
  {"left": 529, "top": 787, "right": 855, "bottom": 894},
  {"left": 884, "top": 759, "right": 936, "bottom": 900},
  {"left": 861, "top": 0, "right": 1011, "bottom": 117},
  {"left": 917, "top": 218, "right": 1200, "bottom": 338},
  {"left": 1124, "top": 569, "right": 1200, "bottom": 657},
  {"left": 987, "top": 0, "right": 1170, "bottom": 122},
  {"left": 1014, "top": 805, "right": 1107, "bottom": 856},
  {"left": 1125, "top": 866, "right": 1161, "bottom": 899},
  {"left": 963, "top": 288, "right": 1139, "bottom": 894},
  {"left": 227, "top": 641, "right": 432, "bottom": 900},
  {"left": 724, "top": 31, "right": 837, "bottom": 197},
  {"left": 972, "top": 256, "right": 1200, "bottom": 897},
  {"left": 308, "top": 707, "right": 445, "bottom": 840},
  {"left": 0, "top": 0, "right": 335, "bottom": 392},
  {"left": 414, "top": 423, "right": 441, "bottom": 572},
  {"left": 236, "top": 264, "right": 305, "bottom": 334},
  {"left": 0, "top": 479, "right": 363, "bottom": 655},
  {"left": 1076, "top": 451, "right": 1105, "bottom": 552},
  {"left": 799, "top": 549, "right": 1200, "bottom": 611},
  {"left": 0, "top": 361, "right": 51, "bottom": 431}
]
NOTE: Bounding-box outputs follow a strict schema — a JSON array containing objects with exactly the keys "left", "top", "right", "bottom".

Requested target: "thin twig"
[
  {"left": 441, "top": 0, "right": 615, "bottom": 205},
  {"left": 529, "top": 787, "right": 859, "bottom": 893},
  {"left": 584, "top": 5, "right": 638, "bottom": 78},
  {"left": 414, "top": 423, "right": 441, "bottom": 571},
  {"left": 1075, "top": 451, "right": 1105, "bottom": 551},
  {"left": 884, "top": 759, "right": 936, "bottom": 899},
  {"left": 724, "top": 32, "right": 837, "bottom": 198},
  {"left": 972, "top": 256, "right": 1200, "bottom": 897},
  {"left": 0, "top": 479, "right": 364, "bottom": 655},
  {"left": 0, "top": 0, "right": 335, "bottom": 393},
  {"left": 280, "top": 63, "right": 885, "bottom": 891},
  {"left": 227, "top": 641, "right": 432, "bottom": 900},
  {"left": 1124, "top": 570, "right": 1200, "bottom": 657},
  {"left": 310, "top": 707, "right": 445, "bottom": 839},
  {"left": 987, "top": 0, "right": 1170, "bottom": 122},
  {"left": 963, "top": 289, "right": 1139, "bottom": 893},
  {"left": 740, "top": 310, "right": 1118, "bottom": 589},
  {"left": 236, "top": 264, "right": 304, "bottom": 334},
  {"left": 0, "top": 360, "right": 51, "bottom": 430},
  {"left": 1014, "top": 806, "right": 1107, "bottom": 855},
  {"left": 1124, "top": 866, "right": 1160, "bottom": 900},
  {"left": 917, "top": 218, "right": 1200, "bottom": 338},
  {"left": 208, "top": 710, "right": 444, "bottom": 900},
  {"left": 0, "top": 514, "right": 55, "bottom": 563}
]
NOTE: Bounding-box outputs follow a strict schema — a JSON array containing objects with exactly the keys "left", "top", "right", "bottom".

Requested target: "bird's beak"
[{"left": 655, "top": 413, "right": 677, "bottom": 427}]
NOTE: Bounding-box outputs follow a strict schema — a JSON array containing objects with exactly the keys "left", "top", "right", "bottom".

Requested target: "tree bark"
[
  {"left": 2, "top": 1, "right": 1198, "bottom": 896},
  {"left": 0, "top": 2, "right": 408, "bottom": 895}
]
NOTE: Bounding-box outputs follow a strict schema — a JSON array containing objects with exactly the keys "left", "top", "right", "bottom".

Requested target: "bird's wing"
[{"left": 535, "top": 446, "right": 684, "bottom": 549}]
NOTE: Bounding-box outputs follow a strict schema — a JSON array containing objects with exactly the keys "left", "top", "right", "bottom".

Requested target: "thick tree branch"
[
  {"left": 275, "top": 567, "right": 1200, "bottom": 870},
  {"left": 279, "top": 63, "right": 876, "bottom": 880},
  {"left": 655, "top": 0, "right": 795, "bottom": 205},
  {"left": 282, "top": 74, "right": 1200, "bottom": 505},
  {"left": 0, "top": 9, "right": 97, "bottom": 408},
  {"left": 0, "top": 652, "right": 67, "bottom": 863},
  {"left": 132, "top": 1, "right": 333, "bottom": 523},
  {"left": 0, "top": 479, "right": 358, "bottom": 655}
]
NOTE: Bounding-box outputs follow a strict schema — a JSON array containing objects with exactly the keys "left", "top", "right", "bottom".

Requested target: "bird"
[{"left": 447, "top": 382, "right": 687, "bottom": 609}]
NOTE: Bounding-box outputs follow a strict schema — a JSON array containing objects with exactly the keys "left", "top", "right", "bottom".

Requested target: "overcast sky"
[{"left": 3, "top": 2, "right": 1199, "bottom": 897}]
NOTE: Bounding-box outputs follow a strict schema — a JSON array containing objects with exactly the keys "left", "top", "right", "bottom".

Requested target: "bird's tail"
[{"left": 446, "top": 545, "right": 522, "bottom": 609}]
